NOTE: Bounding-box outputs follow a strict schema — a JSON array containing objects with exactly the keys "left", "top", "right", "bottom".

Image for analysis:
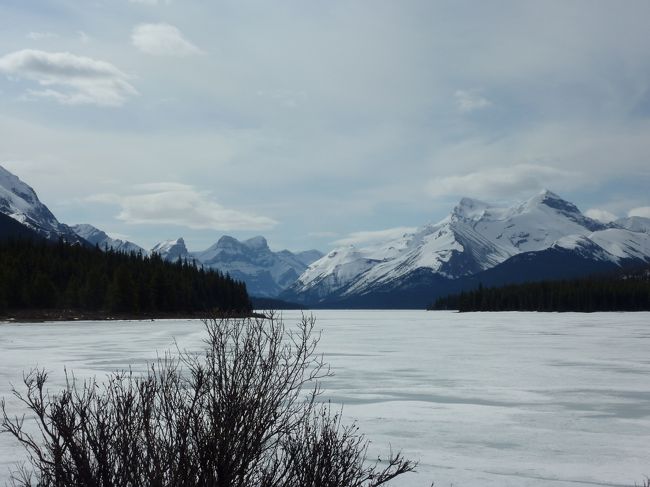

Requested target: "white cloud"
[
  {"left": 131, "top": 23, "right": 201, "bottom": 56},
  {"left": 454, "top": 89, "right": 491, "bottom": 113},
  {"left": 92, "top": 183, "right": 277, "bottom": 231},
  {"left": 333, "top": 226, "right": 416, "bottom": 246},
  {"left": 26, "top": 32, "right": 58, "bottom": 41},
  {"left": 428, "top": 164, "right": 580, "bottom": 200},
  {"left": 0, "top": 49, "right": 137, "bottom": 106},
  {"left": 628, "top": 207, "right": 650, "bottom": 219},
  {"left": 585, "top": 208, "right": 618, "bottom": 223}
]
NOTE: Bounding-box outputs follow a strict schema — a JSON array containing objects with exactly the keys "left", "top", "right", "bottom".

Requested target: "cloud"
[
  {"left": 0, "top": 49, "right": 137, "bottom": 106},
  {"left": 27, "top": 32, "right": 58, "bottom": 41},
  {"left": 454, "top": 89, "right": 491, "bottom": 113},
  {"left": 628, "top": 207, "right": 650, "bottom": 219},
  {"left": 428, "top": 164, "right": 581, "bottom": 200},
  {"left": 92, "top": 183, "right": 277, "bottom": 231},
  {"left": 333, "top": 226, "right": 416, "bottom": 246},
  {"left": 131, "top": 23, "right": 201, "bottom": 56},
  {"left": 585, "top": 208, "right": 618, "bottom": 223}
]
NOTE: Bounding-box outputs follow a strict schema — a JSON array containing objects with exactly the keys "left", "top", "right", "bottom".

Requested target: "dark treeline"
[
  {"left": 0, "top": 239, "right": 251, "bottom": 315},
  {"left": 430, "top": 267, "right": 650, "bottom": 312}
]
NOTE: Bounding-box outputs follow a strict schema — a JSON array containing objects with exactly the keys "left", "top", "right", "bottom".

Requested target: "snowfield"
[{"left": 1, "top": 310, "right": 649, "bottom": 486}]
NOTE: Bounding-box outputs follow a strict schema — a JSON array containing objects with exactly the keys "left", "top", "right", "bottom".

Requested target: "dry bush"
[{"left": 1, "top": 313, "right": 416, "bottom": 487}]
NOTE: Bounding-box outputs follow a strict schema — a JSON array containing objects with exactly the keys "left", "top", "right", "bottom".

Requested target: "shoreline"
[{"left": 0, "top": 309, "right": 264, "bottom": 324}]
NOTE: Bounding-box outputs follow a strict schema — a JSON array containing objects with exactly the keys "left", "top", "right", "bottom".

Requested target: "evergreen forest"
[
  {"left": 430, "top": 267, "right": 650, "bottom": 312},
  {"left": 0, "top": 239, "right": 251, "bottom": 316}
]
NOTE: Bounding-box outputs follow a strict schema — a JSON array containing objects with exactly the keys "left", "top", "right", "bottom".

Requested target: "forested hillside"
[
  {"left": 0, "top": 239, "right": 251, "bottom": 316},
  {"left": 430, "top": 267, "right": 650, "bottom": 312}
]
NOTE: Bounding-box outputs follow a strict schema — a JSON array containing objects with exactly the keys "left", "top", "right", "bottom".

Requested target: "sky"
[{"left": 1, "top": 0, "right": 649, "bottom": 253}]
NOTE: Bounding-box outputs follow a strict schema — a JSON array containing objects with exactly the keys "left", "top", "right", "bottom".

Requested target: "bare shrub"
[{"left": 1, "top": 313, "right": 416, "bottom": 486}]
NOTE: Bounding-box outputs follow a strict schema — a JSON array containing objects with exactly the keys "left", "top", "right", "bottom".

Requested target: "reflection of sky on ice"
[{"left": 2, "top": 311, "right": 649, "bottom": 486}]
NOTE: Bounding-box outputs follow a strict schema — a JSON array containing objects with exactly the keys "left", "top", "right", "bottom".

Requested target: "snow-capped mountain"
[
  {"left": 151, "top": 238, "right": 191, "bottom": 262},
  {"left": 72, "top": 224, "right": 146, "bottom": 254},
  {"left": 149, "top": 234, "right": 322, "bottom": 296},
  {"left": 614, "top": 216, "right": 650, "bottom": 234},
  {"left": 191, "top": 236, "right": 322, "bottom": 297},
  {"left": 0, "top": 165, "right": 86, "bottom": 244},
  {"left": 284, "top": 190, "right": 650, "bottom": 306}
]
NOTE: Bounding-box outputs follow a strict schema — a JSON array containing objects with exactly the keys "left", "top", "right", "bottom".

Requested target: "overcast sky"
[{"left": 1, "top": 0, "right": 649, "bottom": 252}]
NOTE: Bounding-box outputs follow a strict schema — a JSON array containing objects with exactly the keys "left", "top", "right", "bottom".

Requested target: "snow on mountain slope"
[
  {"left": 72, "top": 224, "right": 146, "bottom": 254},
  {"left": 291, "top": 227, "right": 419, "bottom": 299},
  {"left": 552, "top": 235, "right": 618, "bottom": 263},
  {"left": 588, "top": 228, "right": 650, "bottom": 261},
  {"left": 343, "top": 218, "right": 515, "bottom": 295},
  {"left": 614, "top": 216, "right": 650, "bottom": 234},
  {"left": 151, "top": 237, "right": 191, "bottom": 262},
  {"left": 0, "top": 165, "right": 85, "bottom": 243},
  {"left": 293, "top": 246, "right": 383, "bottom": 299},
  {"left": 452, "top": 191, "right": 605, "bottom": 255},
  {"left": 288, "top": 190, "right": 647, "bottom": 302}
]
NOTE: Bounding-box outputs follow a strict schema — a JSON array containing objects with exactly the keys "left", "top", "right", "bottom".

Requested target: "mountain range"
[
  {"left": 0, "top": 166, "right": 322, "bottom": 298},
  {"left": 146, "top": 235, "right": 324, "bottom": 297},
  {"left": 1, "top": 164, "right": 649, "bottom": 306},
  {"left": 281, "top": 190, "right": 650, "bottom": 307}
]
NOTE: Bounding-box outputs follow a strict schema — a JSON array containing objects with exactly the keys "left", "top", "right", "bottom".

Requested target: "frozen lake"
[{"left": 1, "top": 310, "right": 649, "bottom": 486}]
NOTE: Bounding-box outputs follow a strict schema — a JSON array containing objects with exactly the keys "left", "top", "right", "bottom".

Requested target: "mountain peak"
[
  {"left": 244, "top": 235, "right": 269, "bottom": 250},
  {"left": 151, "top": 237, "right": 189, "bottom": 261},
  {"left": 539, "top": 188, "right": 561, "bottom": 198},
  {"left": 215, "top": 235, "right": 242, "bottom": 248},
  {"left": 525, "top": 189, "right": 578, "bottom": 213},
  {"left": 452, "top": 197, "right": 490, "bottom": 220},
  {"left": 152, "top": 237, "right": 185, "bottom": 249}
]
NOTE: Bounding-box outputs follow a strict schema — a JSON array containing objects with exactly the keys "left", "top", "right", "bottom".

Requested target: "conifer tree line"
[
  {"left": 430, "top": 267, "right": 650, "bottom": 312},
  {"left": 0, "top": 239, "right": 251, "bottom": 315}
]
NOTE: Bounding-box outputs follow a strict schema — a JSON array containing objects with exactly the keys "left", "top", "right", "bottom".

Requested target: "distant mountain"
[
  {"left": 0, "top": 165, "right": 87, "bottom": 244},
  {"left": 283, "top": 190, "right": 650, "bottom": 308},
  {"left": 0, "top": 165, "right": 322, "bottom": 298},
  {"left": 148, "top": 235, "right": 322, "bottom": 297},
  {"left": 151, "top": 237, "right": 191, "bottom": 262},
  {"left": 72, "top": 224, "right": 146, "bottom": 254},
  {"left": 190, "top": 236, "right": 322, "bottom": 297}
]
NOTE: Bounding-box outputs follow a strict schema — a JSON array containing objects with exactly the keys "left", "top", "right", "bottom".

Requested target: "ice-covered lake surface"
[{"left": 1, "top": 310, "right": 649, "bottom": 486}]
